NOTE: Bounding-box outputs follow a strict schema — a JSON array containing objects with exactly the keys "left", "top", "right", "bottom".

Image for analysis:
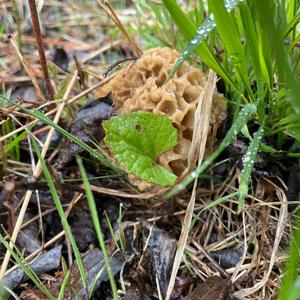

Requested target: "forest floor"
[{"left": 0, "top": 1, "right": 298, "bottom": 299}]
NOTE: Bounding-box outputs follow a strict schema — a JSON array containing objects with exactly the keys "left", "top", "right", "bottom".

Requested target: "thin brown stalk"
[
  {"left": 28, "top": 0, "right": 55, "bottom": 101},
  {"left": 97, "top": 0, "right": 143, "bottom": 56}
]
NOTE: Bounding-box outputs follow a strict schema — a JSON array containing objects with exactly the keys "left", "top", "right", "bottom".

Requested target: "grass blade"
[
  {"left": 4, "top": 130, "right": 28, "bottom": 154},
  {"left": 208, "top": 0, "right": 252, "bottom": 98},
  {"left": 279, "top": 209, "right": 300, "bottom": 300},
  {"left": 191, "top": 191, "right": 239, "bottom": 229},
  {"left": 76, "top": 156, "right": 119, "bottom": 300},
  {"left": 57, "top": 269, "right": 71, "bottom": 300},
  {"left": 238, "top": 123, "right": 264, "bottom": 212},
  {"left": 29, "top": 133, "right": 88, "bottom": 292},
  {"left": 0, "top": 235, "right": 53, "bottom": 299},
  {"left": 162, "top": 0, "right": 236, "bottom": 90}
]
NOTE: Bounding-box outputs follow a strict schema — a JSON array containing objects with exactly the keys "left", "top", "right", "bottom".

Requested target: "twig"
[{"left": 28, "top": 0, "right": 55, "bottom": 100}]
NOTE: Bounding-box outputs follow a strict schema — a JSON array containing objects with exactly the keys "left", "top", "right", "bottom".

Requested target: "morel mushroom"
[{"left": 97, "top": 47, "right": 226, "bottom": 179}]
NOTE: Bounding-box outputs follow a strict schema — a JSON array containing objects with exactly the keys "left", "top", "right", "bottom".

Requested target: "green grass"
[
  {"left": 0, "top": 233, "right": 53, "bottom": 299},
  {"left": 76, "top": 156, "right": 119, "bottom": 300},
  {"left": 161, "top": 0, "right": 300, "bottom": 298},
  {"left": 165, "top": 103, "right": 257, "bottom": 199},
  {"left": 30, "top": 132, "right": 88, "bottom": 295}
]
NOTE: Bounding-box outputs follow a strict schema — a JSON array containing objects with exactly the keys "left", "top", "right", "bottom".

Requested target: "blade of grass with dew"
[
  {"left": 29, "top": 134, "right": 88, "bottom": 293},
  {"left": 165, "top": 103, "right": 257, "bottom": 199},
  {"left": 76, "top": 156, "right": 119, "bottom": 300},
  {"left": 162, "top": 0, "right": 235, "bottom": 89},
  {"left": 0, "top": 94, "right": 121, "bottom": 174},
  {"left": 163, "top": 12, "right": 216, "bottom": 82},
  {"left": 237, "top": 123, "right": 265, "bottom": 213},
  {"left": 0, "top": 234, "right": 53, "bottom": 299}
]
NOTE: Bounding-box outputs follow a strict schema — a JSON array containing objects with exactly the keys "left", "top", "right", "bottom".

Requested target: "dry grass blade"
[
  {"left": 165, "top": 71, "right": 216, "bottom": 300},
  {"left": 233, "top": 182, "right": 288, "bottom": 298},
  {"left": 85, "top": 184, "right": 157, "bottom": 199},
  {"left": 96, "top": 0, "right": 143, "bottom": 56},
  {"left": 187, "top": 71, "right": 218, "bottom": 174},
  {"left": 0, "top": 72, "right": 78, "bottom": 279},
  {"left": 9, "top": 35, "right": 45, "bottom": 102}
]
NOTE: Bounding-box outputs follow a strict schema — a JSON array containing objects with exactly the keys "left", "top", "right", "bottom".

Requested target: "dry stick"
[
  {"left": 97, "top": 0, "right": 143, "bottom": 56},
  {"left": 0, "top": 74, "right": 116, "bottom": 143},
  {"left": 9, "top": 36, "right": 46, "bottom": 102},
  {"left": 0, "top": 72, "right": 78, "bottom": 279},
  {"left": 28, "top": 0, "right": 54, "bottom": 101}
]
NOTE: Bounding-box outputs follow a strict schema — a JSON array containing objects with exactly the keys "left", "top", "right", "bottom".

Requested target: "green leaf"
[{"left": 103, "top": 112, "right": 177, "bottom": 186}]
